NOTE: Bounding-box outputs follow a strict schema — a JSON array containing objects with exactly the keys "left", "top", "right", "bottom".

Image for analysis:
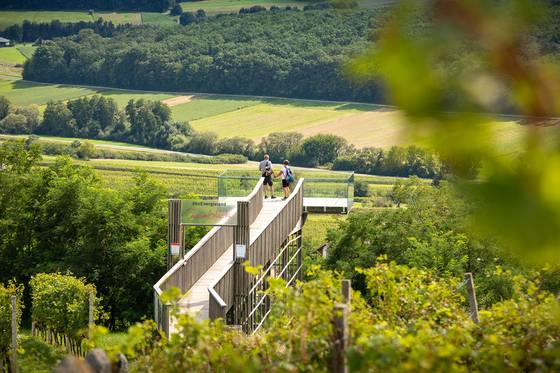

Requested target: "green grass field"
[
  {"left": 0, "top": 46, "right": 26, "bottom": 65},
  {"left": 0, "top": 10, "right": 143, "bottom": 30},
  {"left": 0, "top": 133, "right": 158, "bottom": 150},
  {"left": 16, "top": 44, "right": 37, "bottom": 59},
  {"left": 179, "top": 0, "right": 305, "bottom": 14},
  {"left": 141, "top": 12, "right": 179, "bottom": 25},
  {"left": 0, "top": 76, "right": 177, "bottom": 107},
  {"left": 171, "top": 96, "right": 260, "bottom": 122},
  {"left": 0, "top": 78, "right": 102, "bottom": 106}
]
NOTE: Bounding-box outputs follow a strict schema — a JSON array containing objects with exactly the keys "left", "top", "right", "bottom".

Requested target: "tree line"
[
  {"left": 1, "top": 18, "right": 129, "bottom": 43},
  {"left": 0, "top": 95, "right": 441, "bottom": 178},
  {"left": 0, "top": 0, "right": 175, "bottom": 12},
  {"left": 23, "top": 10, "right": 383, "bottom": 103}
]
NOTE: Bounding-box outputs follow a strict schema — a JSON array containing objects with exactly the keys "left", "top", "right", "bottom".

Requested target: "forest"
[
  {"left": 0, "top": 0, "right": 175, "bottom": 12},
  {"left": 1, "top": 18, "right": 128, "bottom": 43},
  {"left": 23, "top": 10, "right": 383, "bottom": 102}
]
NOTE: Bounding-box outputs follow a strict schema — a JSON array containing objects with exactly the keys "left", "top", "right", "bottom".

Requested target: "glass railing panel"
[{"left": 180, "top": 199, "right": 237, "bottom": 226}]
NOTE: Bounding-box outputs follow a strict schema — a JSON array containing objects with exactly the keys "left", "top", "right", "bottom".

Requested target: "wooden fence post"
[
  {"left": 11, "top": 295, "right": 17, "bottom": 373},
  {"left": 464, "top": 273, "right": 479, "bottom": 324},
  {"left": 88, "top": 291, "right": 94, "bottom": 339},
  {"left": 332, "top": 303, "right": 348, "bottom": 373},
  {"left": 341, "top": 279, "right": 351, "bottom": 305}
]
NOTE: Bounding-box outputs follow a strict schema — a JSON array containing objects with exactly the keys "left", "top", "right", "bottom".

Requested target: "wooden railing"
[
  {"left": 154, "top": 225, "right": 234, "bottom": 334},
  {"left": 154, "top": 178, "right": 264, "bottom": 334},
  {"left": 248, "top": 179, "right": 304, "bottom": 268},
  {"left": 208, "top": 179, "right": 304, "bottom": 325}
]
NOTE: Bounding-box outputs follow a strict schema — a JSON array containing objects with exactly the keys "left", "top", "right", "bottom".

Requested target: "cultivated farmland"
[{"left": 1, "top": 74, "right": 557, "bottom": 155}]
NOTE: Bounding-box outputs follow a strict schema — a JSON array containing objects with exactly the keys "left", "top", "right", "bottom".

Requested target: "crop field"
[
  {"left": 187, "top": 101, "right": 409, "bottom": 146},
  {"left": 0, "top": 10, "right": 143, "bottom": 30}
]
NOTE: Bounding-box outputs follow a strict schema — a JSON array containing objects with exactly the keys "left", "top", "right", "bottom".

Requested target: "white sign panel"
[{"left": 235, "top": 244, "right": 246, "bottom": 260}]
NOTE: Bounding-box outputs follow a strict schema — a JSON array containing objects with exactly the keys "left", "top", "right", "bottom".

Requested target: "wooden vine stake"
[
  {"left": 11, "top": 295, "right": 17, "bottom": 373},
  {"left": 88, "top": 291, "right": 94, "bottom": 340},
  {"left": 464, "top": 273, "right": 479, "bottom": 324},
  {"left": 332, "top": 280, "right": 351, "bottom": 373}
]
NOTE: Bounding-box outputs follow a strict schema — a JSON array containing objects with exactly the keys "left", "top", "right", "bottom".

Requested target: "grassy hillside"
[{"left": 0, "top": 76, "right": 176, "bottom": 106}]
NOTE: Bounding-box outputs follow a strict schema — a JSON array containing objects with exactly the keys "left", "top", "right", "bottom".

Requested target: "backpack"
[
  {"left": 264, "top": 161, "right": 273, "bottom": 176},
  {"left": 286, "top": 167, "right": 295, "bottom": 183}
]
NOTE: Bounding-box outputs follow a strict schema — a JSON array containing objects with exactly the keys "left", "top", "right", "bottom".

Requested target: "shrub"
[
  {"left": 30, "top": 273, "right": 100, "bottom": 347},
  {"left": 0, "top": 114, "right": 28, "bottom": 134},
  {"left": 170, "top": 4, "right": 183, "bottom": 16},
  {"left": 354, "top": 180, "right": 369, "bottom": 197}
]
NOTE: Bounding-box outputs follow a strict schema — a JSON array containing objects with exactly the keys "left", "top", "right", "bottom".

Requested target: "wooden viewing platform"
[
  {"left": 154, "top": 177, "right": 352, "bottom": 336},
  {"left": 170, "top": 198, "right": 289, "bottom": 334}
]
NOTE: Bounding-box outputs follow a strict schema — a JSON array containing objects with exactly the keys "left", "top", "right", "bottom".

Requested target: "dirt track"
[{"left": 161, "top": 95, "right": 194, "bottom": 106}]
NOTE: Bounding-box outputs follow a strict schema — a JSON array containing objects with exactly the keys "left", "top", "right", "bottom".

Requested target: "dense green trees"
[
  {"left": 0, "top": 0, "right": 175, "bottom": 12},
  {"left": 0, "top": 140, "right": 167, "bottom": 328},
  {"left": 333, "top": 145, "right": 442, "bottom": 178},
  {"left": 299, "top": 134, "right": 348, "bottom": 166},
  {"left": 1, "top": 19, "right": 126, "bottom": 43},
  {"left": 34, "top": 97, "right": 192, "bottom": 151},
  {"left": 23, "top": 10, "right": 381, "bottom": 102}
]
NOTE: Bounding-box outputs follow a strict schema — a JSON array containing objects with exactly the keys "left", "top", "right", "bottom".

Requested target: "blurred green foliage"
[
  {"left": 93, "top": 263, "right": 560, "bottom": 372},
  {"left": 352, "top": 0, "right": 560, "bottom": 260}
]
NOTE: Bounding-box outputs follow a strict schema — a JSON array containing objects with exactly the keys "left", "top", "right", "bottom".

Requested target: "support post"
[
  {"left": 332, "top": 303, "right": 348, "bottom": 373},
  {"left": 11, "top": 295, "right": 17, "bottom": 373},
  {"left": 167, "top": 199, "right": 183, "bottom": 270},
  {"left": 88, "top": 291, "right": 94, "bottom": 339},
  {"left": 464, "top": 273, "right": 479, "bottom": 323},
  {"left": 234, "top": 200, "right": 250, "bottom": 326},
  {"left": 341, "top": 279, "right": 351, "bottom": 305}
]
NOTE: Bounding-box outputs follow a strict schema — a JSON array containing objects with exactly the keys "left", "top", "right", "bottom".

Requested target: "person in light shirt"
[{"left": 258, "top": 154, "right": 276, "bottom": 199}]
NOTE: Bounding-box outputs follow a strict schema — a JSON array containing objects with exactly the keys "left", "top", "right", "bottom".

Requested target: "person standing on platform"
[
  {"left": 277, "top": 160, "right": 294, "bottom": 200},
  {"left": 259, "top": 154, "right": 276, "bottom": 199}
]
